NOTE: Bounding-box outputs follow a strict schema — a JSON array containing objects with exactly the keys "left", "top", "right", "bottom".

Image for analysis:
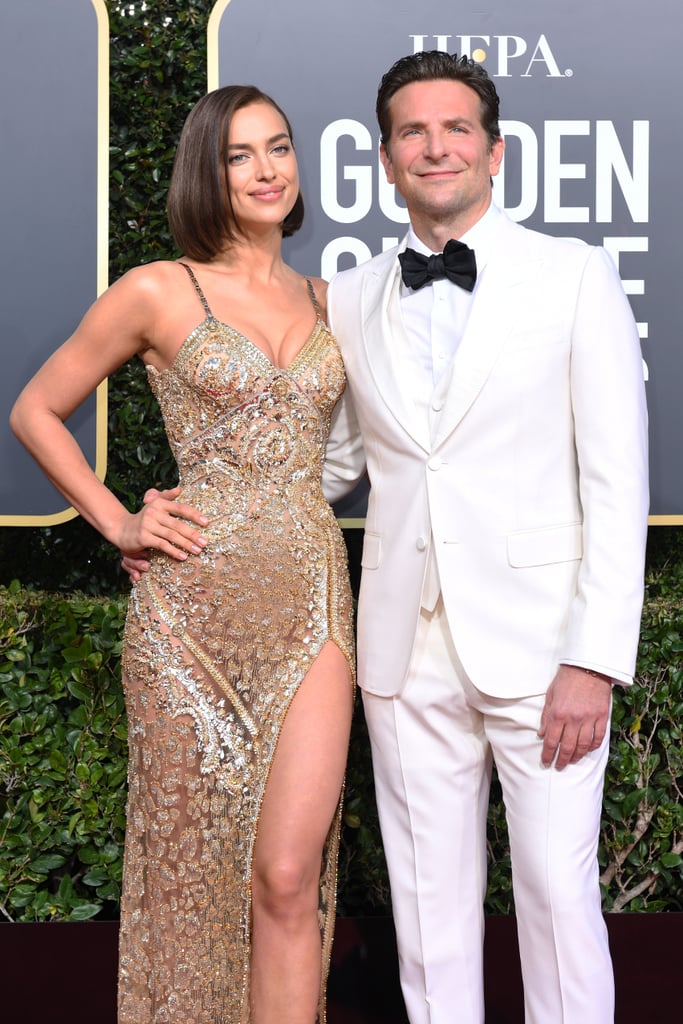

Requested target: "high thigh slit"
[
  {"left": 117, "top": 264, "right": 355, "bottom": 1023},
  {"left": 250, "top": 639, "right": 354, "bottom": 1020}
]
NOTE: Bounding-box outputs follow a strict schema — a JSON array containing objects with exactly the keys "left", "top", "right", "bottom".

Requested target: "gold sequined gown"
[{"left": 118, "top": 265, "right": 355, "bottom": 1024}]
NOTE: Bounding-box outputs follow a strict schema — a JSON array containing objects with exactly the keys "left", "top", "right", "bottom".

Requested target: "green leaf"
[
  {"left": 69, "top": 903, "right": 102, "bottom": 921},
  {"left": 28, "top": 854, "right": 67, "bottom": 874}
]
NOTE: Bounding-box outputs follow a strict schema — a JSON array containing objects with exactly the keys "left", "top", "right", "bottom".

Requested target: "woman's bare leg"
[{"left": 250, "top": 641, "right": 353, "bottom": 1023}]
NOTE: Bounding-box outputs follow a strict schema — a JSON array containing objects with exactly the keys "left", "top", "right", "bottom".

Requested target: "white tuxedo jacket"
[{"left": 325, "top": 210, "right": 649, "bottom": 699}]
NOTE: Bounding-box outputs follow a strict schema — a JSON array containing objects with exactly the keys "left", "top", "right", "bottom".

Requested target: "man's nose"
[{"left": 423, "top": 131, "right": 448, "bottom": 160}]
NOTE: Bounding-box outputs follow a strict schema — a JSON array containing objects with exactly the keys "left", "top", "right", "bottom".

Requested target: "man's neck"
[{"left": 410, "top": 195, "right": 493, "bottom": 252}]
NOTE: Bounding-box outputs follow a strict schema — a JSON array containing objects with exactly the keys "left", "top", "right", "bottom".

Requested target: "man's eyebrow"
[
  {"left": 396, "top": 119, "right": 424, "bottom": 131},
  {"left": 442, "top": 116, "right": 476, "bottom": 129},
  {"left": 395, "top": 116, "right": 476, "bottom": 132}
]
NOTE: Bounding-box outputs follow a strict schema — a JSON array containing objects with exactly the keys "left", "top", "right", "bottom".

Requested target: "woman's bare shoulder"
[
  {"left": 114, "top": 259, "right": 188, "bottom": 296},
  {"left": 102, "top": 261, "right": 199, "bottom": 328}
]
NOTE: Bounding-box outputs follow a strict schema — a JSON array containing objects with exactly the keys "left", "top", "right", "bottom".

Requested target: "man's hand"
[
  {"left": 119, "top": 487, "right": 208, "bottom": 582},
  {"left": 538, "top": 664, "right": 612, "bottom": 770}
]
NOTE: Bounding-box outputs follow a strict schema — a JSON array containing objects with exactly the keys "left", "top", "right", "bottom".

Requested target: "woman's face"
[{"left": 225, "top": 101, "right": 299, "bottom": 235}]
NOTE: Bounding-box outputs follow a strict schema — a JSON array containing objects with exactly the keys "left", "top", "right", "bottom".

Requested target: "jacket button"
[
  {"left": 416, "top": 537, "right": 428, "bottom": 552},
  {"left": 427, "top": 456, "right": 443, "bottom": 471}
]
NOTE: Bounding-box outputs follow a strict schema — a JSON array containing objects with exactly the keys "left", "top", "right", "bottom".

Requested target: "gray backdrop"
[
  {"left": 1, "top": 1, "right": 679, "bottom": 522},
  {"left": 0, "top": 0, "right": 104, "bottom": 524},
  {"left": 212, "top": 0, "right": 679, "bottom": 520}
]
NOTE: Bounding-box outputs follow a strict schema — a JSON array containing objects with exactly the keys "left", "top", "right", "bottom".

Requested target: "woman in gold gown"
[{"left": 11, "top": 85, "right": 359, "bottom": 1024}]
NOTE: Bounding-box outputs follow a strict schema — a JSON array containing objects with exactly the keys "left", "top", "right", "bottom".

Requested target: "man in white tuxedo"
[{"left": 323, "top": 51, "right": 649, "bottom": 1024}]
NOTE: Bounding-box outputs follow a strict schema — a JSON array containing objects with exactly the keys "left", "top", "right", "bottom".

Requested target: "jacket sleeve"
[
  {"left": 321, "top": 272, "right": 367, "bottom": 503},
  {"left": 322, "top": 386, "right": 366, "bottom": 504},
  {"left": 560, "top": 245, "right": 649, "bottom": 683}
]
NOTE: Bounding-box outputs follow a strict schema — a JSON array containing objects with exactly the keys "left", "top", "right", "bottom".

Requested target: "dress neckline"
[
  {"left": 175, "top": 261, "right": 323, "bottom": 373},
  {"left": 147, "top": 311, "right": 326, "bottom": 381}
]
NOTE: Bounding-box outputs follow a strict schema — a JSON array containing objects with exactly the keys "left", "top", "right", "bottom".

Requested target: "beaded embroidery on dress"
[{"left": 118, "top": 264, "right": 355, "bottom": 1023}]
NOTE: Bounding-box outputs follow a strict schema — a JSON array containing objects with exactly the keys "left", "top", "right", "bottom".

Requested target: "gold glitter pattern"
[{"left": 117, "top": 267, "right": 355, "bottom": 1023}]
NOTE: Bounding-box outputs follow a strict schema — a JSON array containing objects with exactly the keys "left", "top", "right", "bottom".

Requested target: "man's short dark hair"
[
  {"left": 376, "top": 51, "right": 501, "bottom": 150},
  {"left": 167, "top": 85, "right": 304, "bottom": 261}
]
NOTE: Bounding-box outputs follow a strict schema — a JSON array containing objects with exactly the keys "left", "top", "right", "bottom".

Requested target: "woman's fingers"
[{"left": 118, "top": 493, "right": 209, "bottom": 570}]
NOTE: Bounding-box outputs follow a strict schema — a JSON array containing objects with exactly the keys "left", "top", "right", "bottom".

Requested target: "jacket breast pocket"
[
  {"left": 361, "top": 531, "right": 382, "bottom": 570},
  {"left": 507, "top": 523, "right": 583, "bottom": 567}
]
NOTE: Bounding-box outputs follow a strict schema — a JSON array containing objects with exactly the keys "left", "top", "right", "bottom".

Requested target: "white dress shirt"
[
  {"left": 396, "top": 203, "right": 501, "bottom": 609},
  {"left": 397, "top": 202, "right": 501, "bottom": 419}
]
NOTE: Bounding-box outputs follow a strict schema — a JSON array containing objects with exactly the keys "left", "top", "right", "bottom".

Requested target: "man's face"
[{"left": 380, "top": 79, "right": 504, "bottom": 235}]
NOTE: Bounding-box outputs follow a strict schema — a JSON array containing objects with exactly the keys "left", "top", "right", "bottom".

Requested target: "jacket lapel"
[
  {"left": 433, "top": 217, "right": 542, "bottom": 449},
  {"left": 360, "top": 243, "right": 432, "bottom": 452}
]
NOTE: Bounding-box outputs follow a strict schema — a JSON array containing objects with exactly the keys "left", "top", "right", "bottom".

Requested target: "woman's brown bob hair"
[{"left": 167, "top": 85, "right": 305, "bottom": 261}]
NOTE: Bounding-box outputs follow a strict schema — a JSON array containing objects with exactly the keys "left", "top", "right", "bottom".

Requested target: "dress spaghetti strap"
[
  {"left": 305, "top": 277, "right": 323, "bottom": 319},
  {"left": 179, "top": 265, "right": 320, "bottom": 324},
  {"left": 178, "top": 262, "right": 214, "bottom": 319}
]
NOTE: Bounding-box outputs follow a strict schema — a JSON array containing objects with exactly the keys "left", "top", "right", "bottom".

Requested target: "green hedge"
[
  {"left": 0, "top": 584, "right": 128, "bottom": 921},
  {"left": 601, "top": 555, "right": 683, "bottom": 911},
  {"left": 1, "top": 0, "right": 211, "bottom": 593},
  {"left": 2, "top": 546, "right": 682, "bottom": 922},
  {"left": 1, "top": 0, "right": 681, "bottom": 923}
]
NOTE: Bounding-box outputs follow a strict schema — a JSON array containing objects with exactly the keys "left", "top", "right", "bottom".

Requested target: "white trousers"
[{"left": 361, "top": 599, "right": 613, "bottom": 1024}]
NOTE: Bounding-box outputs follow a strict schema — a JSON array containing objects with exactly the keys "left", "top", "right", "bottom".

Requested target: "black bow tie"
[{"left": 398, "top": 239, "right": 477, "bottom": 292}]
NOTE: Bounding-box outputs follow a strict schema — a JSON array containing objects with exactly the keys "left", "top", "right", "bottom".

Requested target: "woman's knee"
[{"left": 252, "top": 855, "right": 319, "bottom": 922}]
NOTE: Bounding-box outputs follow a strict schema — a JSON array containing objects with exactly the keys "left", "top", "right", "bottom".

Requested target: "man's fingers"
[
  {"left": 539, "top": 667, "right": 612, "bottom": 769},
  {"left": 120, "top": 552, "right": 150, "bottom": 582},
  {"left": 142, "top": 487, "right": 164, "bottom": 505},
  {"left": 540, "top": 720, "right": 564, "bottom": 768}
]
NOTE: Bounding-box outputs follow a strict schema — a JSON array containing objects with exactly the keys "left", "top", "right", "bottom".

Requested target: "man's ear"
[
  {"left": 489, "top": 135, "right": 505, "bottom": 179},
  {"left": 379, "top": 143, "right": 395, "bottom": 185}
]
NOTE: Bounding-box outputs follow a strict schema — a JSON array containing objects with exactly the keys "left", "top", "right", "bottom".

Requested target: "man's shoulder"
[
  {"left": 500, "top": 213, "right": 595, "bottom": 266},
  {"left": 329, "top": 244, "right": 401, "bottom": 293},
  {"left": 497, "top": 215, "right": 623, "bottom": 297}
]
